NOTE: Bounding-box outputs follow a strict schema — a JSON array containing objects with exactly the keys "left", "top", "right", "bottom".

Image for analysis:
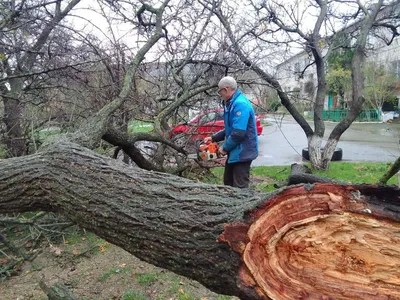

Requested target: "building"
[{"left": 275, "top": 11, "right": 400, "bottom": 116}]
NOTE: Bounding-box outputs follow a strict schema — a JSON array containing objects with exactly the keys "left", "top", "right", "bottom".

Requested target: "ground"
[{"left": 0, "top": 233, "right": 238, "bottom": 300}]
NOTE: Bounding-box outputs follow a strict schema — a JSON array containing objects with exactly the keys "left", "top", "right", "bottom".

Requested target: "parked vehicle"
[{"left": 170, "top": 108, "right": 263, "bottom": 145}]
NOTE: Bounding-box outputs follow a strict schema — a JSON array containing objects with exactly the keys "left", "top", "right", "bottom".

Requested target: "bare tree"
[
  {"left": 89, "top": 0, "right": 251, "bottom": 173},
  {"left": 0, "top": 0, "right": 83, "bottom": 157},
  {"left": 363, "top": 60, "right": 400, "bottom": 112},
  {"left": 204, "top": 0, "right": 400, "bottom": 169}
]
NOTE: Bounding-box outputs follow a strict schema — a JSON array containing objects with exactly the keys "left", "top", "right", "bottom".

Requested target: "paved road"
[{"left": 253, "top": 115, "right": 400, "bottom": 167}]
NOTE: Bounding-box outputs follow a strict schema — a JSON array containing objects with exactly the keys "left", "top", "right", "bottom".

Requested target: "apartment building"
[{"left": 275, "top": 25, "right": 400, "bottom": 113}]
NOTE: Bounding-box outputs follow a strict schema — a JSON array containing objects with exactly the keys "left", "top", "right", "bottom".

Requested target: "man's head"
[{"left": 218, "top": 76, "right": 237, "bottom": 101}]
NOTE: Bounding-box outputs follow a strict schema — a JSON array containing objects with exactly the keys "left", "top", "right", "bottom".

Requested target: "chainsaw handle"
[{"left": 203, "top": 136, "right": 213, "bottom": 145}]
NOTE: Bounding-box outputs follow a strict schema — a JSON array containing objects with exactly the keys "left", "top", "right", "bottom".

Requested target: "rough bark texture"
[
  {"left": 274, "top": 163, "right": 335, "bottom": 188},
  {"left": 287, "top": 163, "right": 335, "bottom": 185},
  {"left": 0, "top": 140, "right": 263, "bottom": 299},
  {"left": 39, "top": 280, "right": 78, "bottom": 300},
  {"left": 3, "top": 95, "right": 26, "bottom": 157},
  {"left": 379, "top": 156, "right": 400, "bottom": 184},
  {"left": 1, "top": 141, "right": 400, "bottom": 299}
]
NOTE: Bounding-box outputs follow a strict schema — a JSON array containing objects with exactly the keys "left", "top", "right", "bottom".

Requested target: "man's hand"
[
  {"left": 203, "top": 136, "right": 212, "bottom": 144},
  {"left": 218, "top": 146, "right": 227, "bottom": 156}
]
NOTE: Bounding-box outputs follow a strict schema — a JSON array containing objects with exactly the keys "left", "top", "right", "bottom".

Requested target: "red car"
[{"left": 170, "top": 108, "right": 263, "bottom": 143}]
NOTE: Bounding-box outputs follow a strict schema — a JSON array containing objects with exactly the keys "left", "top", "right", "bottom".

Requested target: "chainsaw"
[{"left": 188, "top": 142, "right": 221, "bottom": 161}]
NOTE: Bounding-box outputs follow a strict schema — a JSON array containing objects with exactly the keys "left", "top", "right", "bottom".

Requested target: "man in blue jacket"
[{"left": 204, "top": 76, "right": 259, "bottom": 188}]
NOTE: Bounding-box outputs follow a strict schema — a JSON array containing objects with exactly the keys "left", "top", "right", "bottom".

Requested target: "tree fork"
[{"left": 0, "top": 141, "right": 400, "bottom": 299}]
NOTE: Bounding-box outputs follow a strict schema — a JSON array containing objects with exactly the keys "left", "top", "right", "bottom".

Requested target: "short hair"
[{"left": 218, "top": 76, "right": 237, "bottom": 90}]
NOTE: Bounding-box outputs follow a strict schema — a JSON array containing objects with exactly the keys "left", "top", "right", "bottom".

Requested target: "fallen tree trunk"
[
  {"left": 1, "top": 140, "right": 400, "bottom": 299},
  {"left": 274, "top": 163, "right": 336, "bottom": 188}
]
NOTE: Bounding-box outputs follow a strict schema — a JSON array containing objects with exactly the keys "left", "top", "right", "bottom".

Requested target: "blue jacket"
[{"left": 212, "top": 89, "right": 258, "bottom": 163}]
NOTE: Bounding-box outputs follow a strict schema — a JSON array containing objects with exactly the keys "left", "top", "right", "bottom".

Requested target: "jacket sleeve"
[
  {"left": 222, "top": 101, "right": 250, "bottom": 152},
  {"left": 212, "top": 129, "right": 225, "bottom": 142}
]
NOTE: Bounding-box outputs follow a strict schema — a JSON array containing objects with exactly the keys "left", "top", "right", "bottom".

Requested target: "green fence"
[{"left": 322, "top": 109, "right": 381, "bottom": 122}]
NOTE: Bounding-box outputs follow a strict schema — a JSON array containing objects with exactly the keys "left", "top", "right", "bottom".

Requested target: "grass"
[
  {"left": 123, "top": 290, "right": 147, "bottom": 300},
  {"left": 99, "top": 266, "right": 131, "bottom": 281},
  {"left": 131, "top": 272, "right": 233, "bottom": 300},
  {"left": 64, "top": 230, "right": 102, "bottom": 245},
  {"left": 62, "top": 230, "right": 108, "bottom": 255},
  {"left": 128, "top": 120, "right": 154, "bottom": 133},
  {"left": 38, "top": 127, "right": 62, "bottom": 142},
  {"left": 312, "top": 162, "right": 394, "bottom": 184},
  {"left": 208, "top": 161, "right": 398, "bottom": 192},
  {"left": 135, "top": 272, "right": 160, "bottom": 285},
  {"left": 0, "top": 143, "right": 7, "bottom": 158}
]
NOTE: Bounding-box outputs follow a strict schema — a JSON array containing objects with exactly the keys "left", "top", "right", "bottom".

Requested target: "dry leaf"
[
  {"left": 72, "top": 249, "right": 80, "bottom": 256},
  {"left": 49, "top": 245, "right": 63, "bottom": 256}
]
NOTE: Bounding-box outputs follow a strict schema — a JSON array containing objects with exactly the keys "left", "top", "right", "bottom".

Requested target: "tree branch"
[
  {"left": 379, "top": 156, "right": 400, "bottom": 184},
  {"left": 23, "top": 0, "right": 82, "bottom": 70},
  {"left": 72, "top": 0, "right": 171, "bottom": 149},
  {"left": 211, "top": 6, "right": 314, "bottom": 137}
]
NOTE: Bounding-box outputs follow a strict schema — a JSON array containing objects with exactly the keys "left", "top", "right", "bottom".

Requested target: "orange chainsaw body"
[{"left": 197, "top": 142, "right": 219, "bottom": 161}]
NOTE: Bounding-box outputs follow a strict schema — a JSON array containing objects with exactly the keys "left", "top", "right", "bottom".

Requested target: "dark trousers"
[{"left": 223, "top": 161, "right": 252, "bottom": 188}]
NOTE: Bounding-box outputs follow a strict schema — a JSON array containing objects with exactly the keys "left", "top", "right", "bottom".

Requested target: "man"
[{"left": 204, "top": 76, "right": 258, "bottom": 188}]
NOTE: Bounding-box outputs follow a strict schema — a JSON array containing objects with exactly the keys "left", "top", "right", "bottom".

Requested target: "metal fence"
[{"left": 322, "top": 109, "right": 381, "bottom": 122}]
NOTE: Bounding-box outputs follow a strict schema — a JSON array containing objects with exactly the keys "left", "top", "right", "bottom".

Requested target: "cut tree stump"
[{"left": 219, "top": 184, "right": 400, "bottom": 299}]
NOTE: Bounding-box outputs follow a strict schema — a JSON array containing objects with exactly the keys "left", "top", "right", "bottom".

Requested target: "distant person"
[{"left": 204, "top": 76, "right": 258, "bottom": 188}]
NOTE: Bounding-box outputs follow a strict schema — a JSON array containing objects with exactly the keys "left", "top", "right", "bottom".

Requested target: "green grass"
[
  {"left": 135, "top": 272, "right": 160, "bottom": 285},
  {"left": 208, "top": 161, "right": 398, "bottom": 192},
  {"left": 260, "top": 119, "right": 272, "bottom": 126},
  {"left": 123, "top": 290, "right": 147, "bottom": 300},
  {"left": 0, "top": 143, "right": 7, "bottom": 158},
  {"left": 312, "top": 162, "right": 394, "bottom": 184},
  {"left": 128, "top": 121, "right": 154, "bottom": 133},
  {"left": 176, "top": 289, "right": 196, "bottom": 300},
  {"left": 64, "top": 230, "right": 104, "bottom": 246},
  {"left": 99, "top": 266, "right": 131, "bottom": 281},
  {"left": 38, "top": 127, "right": 61, "bottom": 142}
]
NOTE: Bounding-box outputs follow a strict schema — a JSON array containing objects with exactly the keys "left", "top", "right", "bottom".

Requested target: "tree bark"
[
  {"left": 39, "top": 280, "right": 78, "bottom": 300},
  {"left": 3, "top": 95, "right": 26, "bottom": 157},
  {"left": 288, "top": 163, "right": 335, "bottom": 185},
  {"left": 1, "top": 141, "right": 400, "bottom": 299},
  {"left": 274, "top": 163, "right": 335, "bottom": 188},
  {"left": 379, "top": 156, "right": 400, "bottom": 184}
]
